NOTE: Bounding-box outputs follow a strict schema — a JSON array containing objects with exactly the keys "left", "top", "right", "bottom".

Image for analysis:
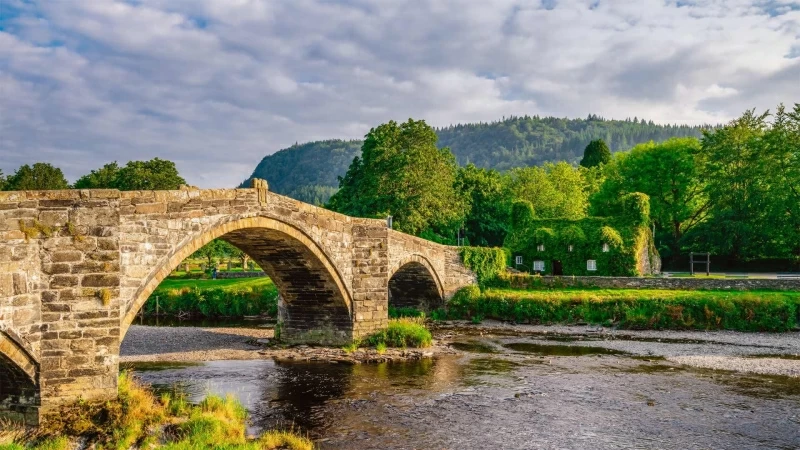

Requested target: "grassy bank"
[
  {"left": 440, "top": 286, "right": 800, "bottom": 331},
  {"left": 0, "top": 373, "right": 313, "bottom": 450},
  {"left": 144, "top": 277, "right": 279, "bottom": 318}
]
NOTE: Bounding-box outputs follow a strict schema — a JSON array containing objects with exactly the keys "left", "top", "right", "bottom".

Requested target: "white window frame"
[
  {"left": 533, "top": 260, "right": 545, "bottom": 272},
  {"left": 537, "top": 244, "right": 545, "bottom": 252},
  {"left": 602, "top": 243, "right": 610, "bottom": 252},
  {"left": 515, "top": 256, "right": 523, "bottom": 265},
  {"left": 587, "top": 260, "right": 597, "bottom": 271},
  {"left": 568, "top": 245, "right": 574, "bottom": 252}
]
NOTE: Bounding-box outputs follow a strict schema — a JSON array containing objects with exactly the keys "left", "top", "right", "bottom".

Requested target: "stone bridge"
[{"left": 0, "top": 180, "right": 475, "bottom": 423}]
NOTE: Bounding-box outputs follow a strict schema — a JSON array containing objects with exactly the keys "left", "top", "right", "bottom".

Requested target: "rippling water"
[{"left": 128, "top": 338, "right": 800, "bottom": 449}]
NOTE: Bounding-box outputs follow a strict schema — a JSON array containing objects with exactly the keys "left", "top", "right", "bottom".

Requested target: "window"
[
  {"left": 537, "top": 244, "right": 545, "bottom": 252},
  {"left": 533, "top": 260, "right": 545, "bottom": 271},
  {"left": 602, "top": 243, "right": 610, "bottom": 252},
  {"left": 568, "top": 245, "right": 574, "bottom": 252},
  {"left": 515, "top": 256, "right": 523, "bottom": 265},
  {"left": 587, "top": 260, "right": 597, "bottom": 271}
]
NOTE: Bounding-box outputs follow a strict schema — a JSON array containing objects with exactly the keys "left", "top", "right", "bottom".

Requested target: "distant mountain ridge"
[{"left": 243, "top": 115, "right": 708, "bottom": 204}]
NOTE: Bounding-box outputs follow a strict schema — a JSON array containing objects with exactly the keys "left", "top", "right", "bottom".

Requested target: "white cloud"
[{"left": 0, "top": 0, "right": 798, "bottom": 187}]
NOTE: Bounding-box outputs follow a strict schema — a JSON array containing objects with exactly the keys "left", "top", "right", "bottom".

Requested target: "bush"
[
  {"left": 144, "top": 285, "right": 278, "bottom": 318},
  {"left": 364, "top": 318, "right": 432, "bottom": 348},
  {"left": 440, "top": 288, "right": 800, "bottom": 332},
  {"left": 388, "top": 306, "right": 425, "bottom": 318},
  {"left": 459, "top": 247, "right": 506, "bottom": 285}
]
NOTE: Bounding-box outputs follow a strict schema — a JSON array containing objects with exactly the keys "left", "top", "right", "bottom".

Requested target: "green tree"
[
  {"left": 114, "top": 158, "right": 186, "bottom": 191},
  {"left": 5, "top": 163, "right": 69, "bottom": 190},
  {"left": 457, "top": 164, "right": 511, "bottom": 246},
  {"left": 191, "top": 240, "right": 228, "bottom": 268},
  {"left": 74, "top": 162, "right": 121, "bottom": 189},
  {"left": 579, "top": 139, "right": 611, "bottom": 168},
  {"left": 0, "top": 169, "right": 6, "bottom": 191},
  {"left": 694, "top": 109, "right": 772, "bottom": 262},
  {"left": 327, "top": 119, "right": 465, "bottom": 238},
  {"left": 507, "top": 162, "right": 588, "bottom": 220},
  {"left": 590, "top": 137, "right": 708, "bottom": 260}
]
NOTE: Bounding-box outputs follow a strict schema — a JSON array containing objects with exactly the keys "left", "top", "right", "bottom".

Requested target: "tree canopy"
[
  {"left": 327, "top": 119, "right": 465, "bottom": 239},
  {"left": 579, "top": 139, "right": 611, "bottom": 168},
  {"left": 4, "top": 163, "right": 69, "bottom": 191},
  {"left": 74, "top": 159, "right": 186, "bottom": 190}
]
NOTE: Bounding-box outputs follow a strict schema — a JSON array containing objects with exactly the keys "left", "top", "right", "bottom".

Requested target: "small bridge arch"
[
  {"left": 388, "top": 255, "right": 445, "bottom": 310},
  {"left": 0, "top": 331, "right": 39, "bottom": 423}
]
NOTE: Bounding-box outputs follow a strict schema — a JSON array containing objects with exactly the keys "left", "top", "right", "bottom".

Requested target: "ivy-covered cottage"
[{"left": 505, "top": 193, "right": 661, "bottom": 276}]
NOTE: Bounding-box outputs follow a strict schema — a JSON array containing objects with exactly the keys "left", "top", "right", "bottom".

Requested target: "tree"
[
  {"left": 457, "top": 164, "right": 511, "bottom": 246},
  {"left": 694, "top": 109, "right": 772, "bottom": 262},
  {"left": 327, "top": 119, "right": 465, "bottom": 239},
  {"left": 579, "top": 139, "right": 611, "bottom": 168},
  {"left": 5, "top": 163, "right": 69, "bottom": 191},
  {"left": 191, "top": 240, "right": 228, "bottom": 268},
  {"left": 74, "top": 162, "right": 121, "bottom": 189},
  {"left": 590, "top": 137, "right": 708, "bottom": 260},
  {"left": 114, "top": 158, "right": 186, "bottom": 191},
  {"left": 0, "top": 169, "right": 6, "bottom": 191},
  {"left": 507, "top": 162, "right": 588, "bottom": 220}
]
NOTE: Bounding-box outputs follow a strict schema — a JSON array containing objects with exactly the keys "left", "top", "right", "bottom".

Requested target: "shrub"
[
  {"left": 460, "top": 247, "right": 507, "bottom": 286},
  {"left": 388, "top": 306, "right": 425, "bottom": 318},
  {"left": 364, "top": 318, "right": 432, "bottom": 348}
]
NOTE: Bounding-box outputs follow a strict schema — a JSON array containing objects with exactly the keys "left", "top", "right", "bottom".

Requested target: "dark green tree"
[
  {"left": 327, "top": 119, "right": 465, "bottom": 238},
  {"left": 74, "top": 162, "right": 121, "bottom": 189},
  {"left": 0, "top": 169, "right": 6, "bottom": 191},
  {"left": 5, "top": 163, "right": 69, "bottom": 191},
  {"left": 457, "top": 164, "right": 511, "bottom": 246},
  {"left": 579, "top": 139, "right": 612, "bottom": 168},
  {"left": 114, "top": 158, "right": 186, "bottom": 191}
]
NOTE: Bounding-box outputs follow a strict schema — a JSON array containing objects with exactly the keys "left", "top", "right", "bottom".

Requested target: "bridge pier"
[{"left": 0, "top": 184, "right": 475, "bottom": 423}]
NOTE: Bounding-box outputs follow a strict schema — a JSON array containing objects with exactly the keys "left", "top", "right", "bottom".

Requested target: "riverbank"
[{"left": 121, "top": 322, "right": 800, "bottom": 377}]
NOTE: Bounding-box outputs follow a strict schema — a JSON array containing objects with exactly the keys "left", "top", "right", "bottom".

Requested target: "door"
[{"left": 552, "top": 260, "right": 563, "bottom": 276}]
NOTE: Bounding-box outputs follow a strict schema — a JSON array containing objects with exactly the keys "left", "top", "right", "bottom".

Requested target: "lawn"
[{"left": 155, "top": 277, "right": 275, "bottom": 292}]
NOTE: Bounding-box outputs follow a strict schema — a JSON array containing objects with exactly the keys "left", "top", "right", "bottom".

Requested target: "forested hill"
[{"left": 242, "top": 115, "right": 707, "bottom": 204}]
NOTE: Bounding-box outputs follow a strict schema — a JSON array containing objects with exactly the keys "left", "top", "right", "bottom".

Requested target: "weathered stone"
[{"left": 0, "top": 182, "right": 478, "bottom": 424}]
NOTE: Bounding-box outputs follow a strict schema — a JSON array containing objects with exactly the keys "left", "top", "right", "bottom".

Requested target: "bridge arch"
[
  {"left": 388, "top": 255, "right": 445, "bottom": 310},
  {"left": 122, "top": 216, "right": 353, "bottom": 344},
  {"left": 0, "top": 331, "right": 38, "bottom": 422}
]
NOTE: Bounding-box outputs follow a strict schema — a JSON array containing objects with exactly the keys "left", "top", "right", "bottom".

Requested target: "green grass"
[
  {"left": 2, "top": 373, "right": 313, "bottom": 450},
  {"left": 154, "top": 277, "right": 275, "bottom": 292},
  {"left": 388, "top": 306, "right": 426, "bottom": 318},
  {"left": 364, "top": 318, "right": 432, "bottom": 348},
  {"left": 144, "top": 277, "right": 279, "bottom": 317},
  {"left": 441, "top": 285, "right": 800, "bottom": 332}
]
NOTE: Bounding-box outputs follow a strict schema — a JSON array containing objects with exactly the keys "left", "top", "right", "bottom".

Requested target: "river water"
[{"left": 128, "top": 335, "right": 800, "bottom": 449}]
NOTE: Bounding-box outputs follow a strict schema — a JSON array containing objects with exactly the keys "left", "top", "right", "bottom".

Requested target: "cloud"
[{"left": 0, "top": 0, "right": 798, "bottom": 187}]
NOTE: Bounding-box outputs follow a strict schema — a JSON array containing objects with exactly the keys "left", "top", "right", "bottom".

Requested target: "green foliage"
[
  {"left": 113, "top": 158, "right": 186, "bottom": 191},
  {"left": 145, "top": 279, "right": 278, "bottom": 317},
  {"left": 25, "top": 373, "right": 314, "bottom": 450},
  {"left": 507, "top": 162, "right": 588, "bottom": 220},
  {"left": 244, "top": 115, "right": 702, "bottom": 211},
  {"left": 591, "top": 137, "right": 704, "bottom": 260},
  {"left": 0, "top": 169, "right": 6, "bottom": 191},
  {"left": 363, "top": 318, "right": 432, "bottom": 348},
  {"left": 457, "top": 164, "right": 511, "bottom": 246},
  {"left": 459, "top": 247, "right": 507, "bottom": 285},
  {"left": 505, "top": 215, "right": 652, "bottom": 276},
  {"left": 580, "top": 139, "right": 611, "bottom": 168},
  {"left": 73, "top": 162, "right": 121, "bottom": 189},
  {"left": 510, "top": 200, "right": 535, "bottom": 229},
  {"left": 327, "top": 119, "right": 465, "bottom": 237},
  {"left": 388, "top": 306, "right": 426, "bottom": 318},
  {"left": 441, "top": 288, "right": 800, "bottom": 332},
  {"left": 4, "top": 163, "right": 69, "bottom": 191}
]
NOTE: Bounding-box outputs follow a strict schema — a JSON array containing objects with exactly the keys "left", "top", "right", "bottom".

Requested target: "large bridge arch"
[
  {"left": 122, "top": 216, "right": 354, "bottom": 344},
  {"left": 388, "top": 255, "right": 445, "bottom": 310},
  {"left": 0, "top": 331, "right": 39, "bottom": 423}
]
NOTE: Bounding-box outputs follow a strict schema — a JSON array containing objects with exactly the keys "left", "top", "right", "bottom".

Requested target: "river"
[{"left": 126, "top": 330, "right": 800, "bottom": 449}]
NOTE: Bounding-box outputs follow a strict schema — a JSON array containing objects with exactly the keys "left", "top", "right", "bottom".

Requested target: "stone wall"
[{"left": 508, "top": 275, "right": 800, "bottom": 291}]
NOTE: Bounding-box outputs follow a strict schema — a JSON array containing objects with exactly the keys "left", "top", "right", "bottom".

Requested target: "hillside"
[{"left": 243, "top": 115, "right": 707, "bottom": 204}]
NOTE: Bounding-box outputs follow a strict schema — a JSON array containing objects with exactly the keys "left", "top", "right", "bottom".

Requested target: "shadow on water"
[
  {"left": 129, "top": 357, "right": 458, "bottom": 437},
  {"left": 504, "top": 342, "right": 628, "bottom": 356},
  {"left": 449, "top": 341, "right": 499, "bottom": 353}
]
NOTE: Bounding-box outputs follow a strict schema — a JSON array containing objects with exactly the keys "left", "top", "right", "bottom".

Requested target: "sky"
[{"left": 1, "top": 0, "right": 799, "bottom": 188}]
